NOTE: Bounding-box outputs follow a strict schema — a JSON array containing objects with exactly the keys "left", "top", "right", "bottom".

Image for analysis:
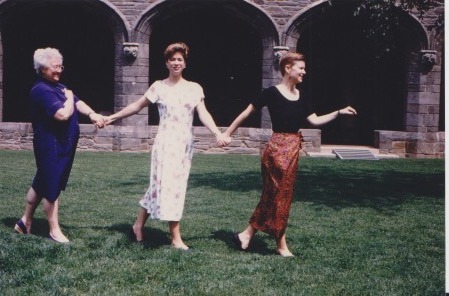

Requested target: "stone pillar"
[
  {"left": 114, "top": 42, "right": 149, "bottom": 126},
  {"left": 402, "top": 48, "right": 443, "bottom": 157},
  {"left": 405, "top": 50, "right": 440, "bottom": 133}
]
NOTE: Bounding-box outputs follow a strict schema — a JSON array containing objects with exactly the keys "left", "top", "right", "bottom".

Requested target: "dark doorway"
[
  {"left": 1, "top": 3, "right": 114, "bottom": 123},
  {"left": 148, "top": 6, "right": 262, "bottom": 127},
  {"left": 297, "top": 7, "right": 413, "bottom": 145}
]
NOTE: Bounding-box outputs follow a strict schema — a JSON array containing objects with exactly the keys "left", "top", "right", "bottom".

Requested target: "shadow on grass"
[
  {"left": 297, "top": 165, "right": 444, "bottom": 213},
  {"left": 3, "top": 217, "right": 49, "bottom": 238},
  {"left": 188, "top": 162, "right": 444, "bottom": 214},
  {"left": 2, "top": 218, "right": 171, "bottom": 249}
]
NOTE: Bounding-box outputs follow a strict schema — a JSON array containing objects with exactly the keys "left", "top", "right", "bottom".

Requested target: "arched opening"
[
  {"left": 146, "top": 4, "right": 263, "bottom": 127},
  {"left": 1, "top": 2, "right": 115, "bottom": 123},
  {"left": 291, "top": 4, "right": 424, "bottom": 145}
]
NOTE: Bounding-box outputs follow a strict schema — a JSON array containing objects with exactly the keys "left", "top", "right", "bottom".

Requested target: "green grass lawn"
[{"left": 0, "top": 150, "right": 444, "bottom": 295}]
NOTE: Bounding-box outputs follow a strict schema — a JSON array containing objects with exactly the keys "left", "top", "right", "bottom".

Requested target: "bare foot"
[
  {"left": 238, "top": 233, "right": 251, "bottom": 250},
  {"left": 172, "top": 240, "right": 189, "bottom": 251},
  {"left": 276, "top": 248, "right": 294, "bottom": 257},
  {"left": 49, "top": 231, "right": 69, "bottom": 243},
  {"left": 132, "top": 224, "right": 144, "bottom": 242}
]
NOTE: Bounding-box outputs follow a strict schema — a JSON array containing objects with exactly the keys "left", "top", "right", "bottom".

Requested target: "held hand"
[
  {"left": 103, "top": 116, "right": 115, "bottom": 126},
  {"left": 339, "top": 106, "right": 357, "bottom": 115},
  {"left": 62, "top": 88, "right": 74, "bottom": 100},
  {"left": 89, "top": 113, "right": 105, "bottom": 128},
  {"left": 215, "top": 133, "right": 232, "bottom": 147}
]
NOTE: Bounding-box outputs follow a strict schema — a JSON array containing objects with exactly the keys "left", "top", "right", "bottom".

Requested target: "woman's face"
[
  {"left": 166, "top": 52, "right": 186, "bottom": 76},
  {"left": 286, "top": 60, "right": 306, "bottom": 84},
  {"left": 41, "top": 57, "right": 64, "bottom": 83}
]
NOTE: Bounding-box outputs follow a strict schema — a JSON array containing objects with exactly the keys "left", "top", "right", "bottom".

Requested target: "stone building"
[{"left": 0, "top": 0, "right": 444, "bottom": 157}]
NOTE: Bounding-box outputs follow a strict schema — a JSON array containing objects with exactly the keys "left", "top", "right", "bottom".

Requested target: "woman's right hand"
[
  {"left": 103, "top": 116, "right": 115, "bottom": 126},
  {"left": 216, "top": 133, "right": 232, "bottom": 147},
  {"left": 62, "top": 88, "right": 74, "bottom": 101}
]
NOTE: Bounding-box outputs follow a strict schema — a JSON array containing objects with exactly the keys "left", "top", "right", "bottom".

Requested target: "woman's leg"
[
  {"left": 17, "top": 187, "right": 42, "bottom": 234},
  {"left": 43, "top": 198, "right": 69, "bottom": 243},
  {"left": 276, "top": 233, "right": 294, "bottom": 257},
  {"left": 169, "top": 221, "right": 189, "bottom": 250},
  {"left": 132, "top": 207, "right": 149, "bottom": 242}
]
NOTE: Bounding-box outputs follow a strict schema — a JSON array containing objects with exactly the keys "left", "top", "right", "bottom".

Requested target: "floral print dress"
[{"left": 140, "top": 80, "right": 203, "bottom": 221}]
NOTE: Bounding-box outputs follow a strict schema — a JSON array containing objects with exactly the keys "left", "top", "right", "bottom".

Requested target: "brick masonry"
[{"left": 0, "top": 122, "right": 321, "bottom": 156}]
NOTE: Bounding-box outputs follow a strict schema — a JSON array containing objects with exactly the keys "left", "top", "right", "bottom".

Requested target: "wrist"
[{"left": 88, "top": 111, "right": 95, "bottom": 117}]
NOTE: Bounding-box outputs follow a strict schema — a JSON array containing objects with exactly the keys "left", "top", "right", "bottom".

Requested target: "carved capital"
[
  {"left": 273, "top": 46, "right": 289, "bottom": 69},
  {"left": 123, "top": 42, "right": 139, "bottom": 59},
  {"left": 420, "top": 50, "right": 437, "bottom": 67},
  {"left": 273, "top": 46, "right": 289, "bottom": 60}
]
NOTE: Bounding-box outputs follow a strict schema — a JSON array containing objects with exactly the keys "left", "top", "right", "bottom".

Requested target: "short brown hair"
[
  {"left": 279, "top": 52, "right": 305, "bottom": 76},
  {"left": 163, "top": 42, "right": 189, "bottom": 61}
]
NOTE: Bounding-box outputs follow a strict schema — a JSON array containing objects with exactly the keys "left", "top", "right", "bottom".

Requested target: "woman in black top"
[{"left": 224, "top": 52, "right": 357, "bottom": 257}]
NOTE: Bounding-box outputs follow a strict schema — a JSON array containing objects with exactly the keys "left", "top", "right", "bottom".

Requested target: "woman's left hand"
[
  {"left": 89, "top": 113, "right": 106, "bottom": 128},
  {"left": 216, "top": 133, "right": 232, "bottom": 147}
]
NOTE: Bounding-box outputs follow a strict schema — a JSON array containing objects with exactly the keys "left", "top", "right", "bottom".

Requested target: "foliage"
[{"left": 352, "top": 0, "right": 444, "bottom": 56}]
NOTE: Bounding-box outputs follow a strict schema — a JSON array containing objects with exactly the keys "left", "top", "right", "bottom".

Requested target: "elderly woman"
[
  {"left": 105, "top": 42, "right": 230, "bottom": 250},
  {"left": 225, "top": 52, "right": 357, "bottom": 257},
  {"left": 13, "top": 47, "right": 104, "bottom": 243}
]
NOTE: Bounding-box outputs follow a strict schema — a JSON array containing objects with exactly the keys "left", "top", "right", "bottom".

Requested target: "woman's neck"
[
  {"left": 166, "top": 74, "right": 184, "bottom": 85},
  {"left": 279, "top": 77, "right": 297, "bottom": 93}
]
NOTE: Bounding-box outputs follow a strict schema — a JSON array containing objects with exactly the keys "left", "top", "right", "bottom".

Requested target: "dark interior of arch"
[
  {"left": 148, "top": 6, "right": 262, "bottom": 127},
  {"left": 297, "top": 6, "right": 421, "bottom": 145},
  {"left": 1, "top": 3, "right": 114, "bottom": 123}
]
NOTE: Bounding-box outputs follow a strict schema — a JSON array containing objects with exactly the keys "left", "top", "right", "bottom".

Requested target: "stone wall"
[
  {"left": 0, "top": 122, "right": 321, "bottom": 155},
  {"left": 374, "top": 130, "right": 445, "bottom": 158}
]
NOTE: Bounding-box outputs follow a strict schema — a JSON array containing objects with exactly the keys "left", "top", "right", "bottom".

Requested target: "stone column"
[
  {"left": 403, "top": 49, "right": 443, "bottom": 157},
  {"left": 114, "top": 42, "right": 149, "bottom": 126},
  {"left": 405, "top": 50, "right": 440, "bottom": 133}
]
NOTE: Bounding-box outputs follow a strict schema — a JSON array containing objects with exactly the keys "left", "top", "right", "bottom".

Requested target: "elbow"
[{"left": 54, "top": 111, "right": 71, "bottom": 121}]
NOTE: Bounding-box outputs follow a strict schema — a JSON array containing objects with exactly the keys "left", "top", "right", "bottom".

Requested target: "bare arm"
[
  {"left": 307, "top": 106, "right": 357, "bottom": 126},
  {"left": 105, "top": 96, "right": 150, "bottom": 125},
  {"left": 196, "top": 100, "right": 230, "bottom": 146},
  {"left": 224, "top": 104, "right": 256, "bottom": 137},
  {"left": 54, "top": 89, "right": 74, "bottom": 121},
  {"left": 75, "top": 100, "right": 105, "bottom": 128}
]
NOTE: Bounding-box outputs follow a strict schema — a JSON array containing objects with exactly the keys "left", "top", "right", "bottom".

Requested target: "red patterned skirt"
[{"left": 249, "top": 132, "right": 302, "bottom": 238}]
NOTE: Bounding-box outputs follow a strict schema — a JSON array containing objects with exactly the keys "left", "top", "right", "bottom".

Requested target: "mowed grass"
[{"left": 0, "top": 150, "right": 444, "bottom": 295}]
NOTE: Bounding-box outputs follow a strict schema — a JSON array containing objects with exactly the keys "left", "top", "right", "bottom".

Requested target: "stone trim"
[
  {"left": 374, "top": 130, "right": 445, "bottom": 158},
  {"left": 0, "top": 123, "right": 322, "bottom": 155}
]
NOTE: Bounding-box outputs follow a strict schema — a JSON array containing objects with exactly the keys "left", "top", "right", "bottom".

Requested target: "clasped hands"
[
  {"left": 215, "top": 132, "right": 232, "bottom": 147},
  {"left": 90, "top": 115, "right": 233, "bottom": 148},
  {"left": 89, "top": 115, "right": 116, "bottom": 128}
]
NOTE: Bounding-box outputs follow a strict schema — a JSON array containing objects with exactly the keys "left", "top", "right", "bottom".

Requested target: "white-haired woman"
[{"left": 13, "top": 47, "right": 104, "bottom": 243}]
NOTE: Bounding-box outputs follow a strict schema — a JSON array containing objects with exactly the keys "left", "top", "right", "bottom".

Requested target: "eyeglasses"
[{"left": 49, "top": 65, "right": 64, "bottom": 71}]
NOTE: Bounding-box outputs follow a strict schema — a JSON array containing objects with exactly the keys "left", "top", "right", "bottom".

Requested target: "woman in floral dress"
[{"left": 105, "top": 42, "right": 230, "bottom": 250}]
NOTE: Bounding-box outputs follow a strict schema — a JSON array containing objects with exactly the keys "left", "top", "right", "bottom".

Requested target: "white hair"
[{"left": 33, "top": 47, "right": 63, "bottom": 74}]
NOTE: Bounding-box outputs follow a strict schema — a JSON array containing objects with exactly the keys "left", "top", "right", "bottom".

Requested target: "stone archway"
[
  {"left": 133, "top": 0, "right": 279, "bottom": 127},
  {"left": 0, "top": 0, "right": 128, "bottom": 123},
  {"left": 283, "top": 1, "right": 429, "bottom": 145}
]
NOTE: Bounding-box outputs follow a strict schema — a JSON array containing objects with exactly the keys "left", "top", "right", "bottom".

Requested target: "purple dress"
[{"left": 30, "top": 78, "right": 80, "bottom": 202}]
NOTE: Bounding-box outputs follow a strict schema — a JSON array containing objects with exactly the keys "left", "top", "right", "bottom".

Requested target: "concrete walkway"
[{"left": 307, "top": 145, "right": 400, "bottom": 159}]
